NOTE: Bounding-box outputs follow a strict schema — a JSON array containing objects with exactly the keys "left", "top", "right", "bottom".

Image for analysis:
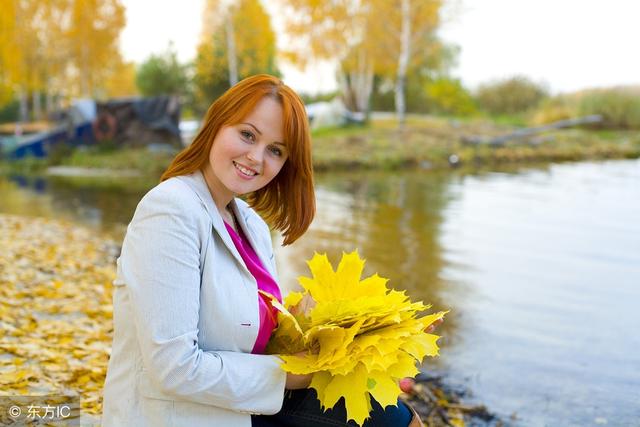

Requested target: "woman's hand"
[
  {"left": 285, "top": 372, "right": 313, "bottom": 390},
  {"left": 283, "top": 351, "right": 313, "bottom": 390},
  {"left": 289, "top": 293, "right": 316, "bottom": 316},
  {"left": 425, "top": 318, "right": 443, "bottom": 334}
]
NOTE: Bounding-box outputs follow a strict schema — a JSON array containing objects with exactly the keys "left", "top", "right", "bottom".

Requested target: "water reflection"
[
  {"left": 2, "top": 159, "right": 639, "bottom": 425},
  {"left": 276, "top": 171, "right": 451, "bottom": 306},
  {"left": 0, "top": 174, "right": 151, "bottom": 236}
]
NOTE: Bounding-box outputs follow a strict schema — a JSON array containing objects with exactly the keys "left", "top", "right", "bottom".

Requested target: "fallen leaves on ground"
[{"left": 0, "top": 214, "right": 118, "bottom": 420}]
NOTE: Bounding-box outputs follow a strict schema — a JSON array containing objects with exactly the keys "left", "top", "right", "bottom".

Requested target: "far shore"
[{"left": 2, "top": 116, "right": 639, "bottom": 177}]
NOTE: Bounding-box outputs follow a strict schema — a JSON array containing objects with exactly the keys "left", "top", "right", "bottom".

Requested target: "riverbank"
[
  {"left": 0, "top": 213, "right": 501, "bottom": 426},
  {"left": 0, "top": 214, "right": 118, "bottom": 424},
  {"left": 2, "top": 116, "right": 639, "bottom": 177}
]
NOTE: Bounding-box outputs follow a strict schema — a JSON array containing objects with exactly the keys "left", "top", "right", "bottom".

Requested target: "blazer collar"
[{"left": 176, "top": 170, "right": 271, "bottom": 278}]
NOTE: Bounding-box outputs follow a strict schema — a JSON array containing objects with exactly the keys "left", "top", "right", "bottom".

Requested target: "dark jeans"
[{"left": 252, "top": 388, "right": 412, "bottom": 427}]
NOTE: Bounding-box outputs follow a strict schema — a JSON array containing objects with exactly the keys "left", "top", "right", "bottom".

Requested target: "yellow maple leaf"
[{"left": 266, "top": 250, "right": 448, "bottom": 426}]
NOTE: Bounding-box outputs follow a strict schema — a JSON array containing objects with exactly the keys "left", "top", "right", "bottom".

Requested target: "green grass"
[
  {"left": 2, "top": 117, "right": 639, "bottom": 178},
  {"left": 60, "top": 146, "right": 175, "bottom": 177}
]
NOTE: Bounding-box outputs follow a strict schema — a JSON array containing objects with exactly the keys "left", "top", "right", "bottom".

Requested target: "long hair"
[{"left": 161, "top": 74, "right": 315, "bottom": 245}]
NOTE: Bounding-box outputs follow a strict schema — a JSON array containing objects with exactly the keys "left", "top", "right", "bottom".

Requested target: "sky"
[{"left": 120, "top": 0, "right": 640, "bottom": 95}]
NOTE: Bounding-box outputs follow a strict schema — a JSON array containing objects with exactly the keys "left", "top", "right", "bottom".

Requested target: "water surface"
[{"left": 1, "top": 159, "right": 638, "bottom": 426}]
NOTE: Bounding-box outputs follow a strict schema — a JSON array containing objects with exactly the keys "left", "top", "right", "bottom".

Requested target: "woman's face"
[{"left": 204, "top": 97, "right": 288, "bottom": 203}]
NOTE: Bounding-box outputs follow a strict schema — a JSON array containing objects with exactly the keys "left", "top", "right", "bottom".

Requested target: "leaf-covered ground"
[
  {"left": 0, "top": 214, "right": 118, "bottom": 423},
  {"left": 0, "top": 214, "right": 498, "bottom": 426}
]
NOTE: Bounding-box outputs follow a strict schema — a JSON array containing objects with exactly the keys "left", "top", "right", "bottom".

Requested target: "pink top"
[{"left": 223, "top": 221, "right": 281, "bottom": 354}]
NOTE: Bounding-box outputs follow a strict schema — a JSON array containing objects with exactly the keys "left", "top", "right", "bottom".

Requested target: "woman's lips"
[{"left": 233, "top": 161, "right": 258, "bottom": 178}]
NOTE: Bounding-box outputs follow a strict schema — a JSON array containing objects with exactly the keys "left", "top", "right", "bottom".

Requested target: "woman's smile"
[{"left": 233, "top": 161, "right": 259, "bottom": 178}]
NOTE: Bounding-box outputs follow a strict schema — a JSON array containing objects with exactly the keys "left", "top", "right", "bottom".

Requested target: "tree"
[
  {"left": 194, "top": 0, "right": 279, "bottom": 112},
  {"left": 135, "top": 45, "right": 188, "bottom": 97},
  {"left": 104, "top": 59, "right": 138, "bottom": 98},
  {"left": 66, "top": 0, "right": 127, "bottom": 97},
  {"left": 0, "top": 0, "right": 127, "bottom": 124},
  {"left": 280, "top": 0, "right": 443, "bottom": 125},
  {"left": 0, "top": 0, "right": 47, "bottom": 121}
]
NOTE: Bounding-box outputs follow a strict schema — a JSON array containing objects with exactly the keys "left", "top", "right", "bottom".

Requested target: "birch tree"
[
  {"left": 194, "top": 0, "right": 278, "bottom": 111},
  {"left": 66, "top": 0, "right": 126, "bottom": 97},
  {"left": 280, "top": 0, "right": 443, "bottom": 124},
  {"left": 0, "top": 0, "right": 128, "bottom": 120}
]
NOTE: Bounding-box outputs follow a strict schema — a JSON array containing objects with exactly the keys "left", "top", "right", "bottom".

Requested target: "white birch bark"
[
  {"left": 225, "top": 10, "right": 238, "bottom": 86},
  {"left": 32, "top": 90, "right": 41, "bottom": 121},
  {"left": 18, "top": 87, "right": 29, "bottom": 125},
  {"left": 395, "top": 0, "right": 411, "bottom": 127},
  {"left": 338, "top": 47, "right": 374, "bottom": 117}
]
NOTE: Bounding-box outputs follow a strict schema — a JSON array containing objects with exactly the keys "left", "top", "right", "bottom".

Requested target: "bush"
[
  {"left": 578, "top": 89, "right": 640, "bottom": 129},
  {"left": 0, "top": 99, "right": 19, "bottom": 124},
  {"left": 476, "top": 76, "right": 549, "bottom": 115},
  {"left": 424, "top": 77, "right": 477, "bottom": 116},
  {"left": 529, "top": 96, "right": 578, "bottom": 125}
]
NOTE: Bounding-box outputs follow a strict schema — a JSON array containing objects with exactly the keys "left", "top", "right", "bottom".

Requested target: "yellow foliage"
[
  {"left": 0, "top": 0, "right": 127, "bottom": 99},
  {"left": 281, "top": 0, "right": 442, "bottom": 78},
  {"left": 0, "top": 214, "right": 117, "bottom": 418},
  {"left": 194, "top": 0, "right": 278, "bottom": 106},
  {"left": 103, "top": 60, "right": 139, "bottom": 98},
  {"left": 265, "top": 251, "right": 447, "bottom": 426}
]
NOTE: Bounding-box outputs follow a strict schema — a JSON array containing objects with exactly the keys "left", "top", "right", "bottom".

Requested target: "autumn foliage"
[
  {"left": 0, "top": 0, "right": 129, "bottom": 109},
  {"left": 265, "top": 251, "right": 447, "bottom": 425},
  {"left": 0, "top": 215, "right": 117, "bottom": 420}
]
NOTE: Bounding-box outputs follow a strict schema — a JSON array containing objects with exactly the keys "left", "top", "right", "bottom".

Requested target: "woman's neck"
[{"left": 201, "top": 166, "right": 234, "bottom": 218}]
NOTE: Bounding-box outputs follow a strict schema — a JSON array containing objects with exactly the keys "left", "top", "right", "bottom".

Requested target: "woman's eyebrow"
[
  {"left": 241, "top": 122, "right": 284, "bottom": 146},
  {"left": 241, "top": 122, "right": 262, "bottom": 135}
]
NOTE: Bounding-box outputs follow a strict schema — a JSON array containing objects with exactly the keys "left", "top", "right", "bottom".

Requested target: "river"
[{"left": 1, "top": 159, "right": 638, "bottom": 426}]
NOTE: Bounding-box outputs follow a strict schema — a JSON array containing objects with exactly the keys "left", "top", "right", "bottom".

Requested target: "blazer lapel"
[
  {"left": 229, "top": 201, "right": 276, "bottom": 279},
  {"left": 176, "top": 171, "right": 247, "bottom": 272}
]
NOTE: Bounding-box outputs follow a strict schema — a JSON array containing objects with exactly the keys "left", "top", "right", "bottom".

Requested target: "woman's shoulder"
[
  {"left": 134, "top": 176, "right": 208, "bottom": 225},
  {"left": 142, "top": 177, "right": 201, "bottom": 208}
]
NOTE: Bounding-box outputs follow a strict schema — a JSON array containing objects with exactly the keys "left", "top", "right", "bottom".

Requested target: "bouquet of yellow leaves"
[{"left": 263, "top": 251, "right": 448, "bottom": 426}]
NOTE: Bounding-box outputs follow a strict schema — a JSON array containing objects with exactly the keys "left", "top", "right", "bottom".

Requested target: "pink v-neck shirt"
[{"left": 224, "top": 222, "right": 281, "bottom": 354}]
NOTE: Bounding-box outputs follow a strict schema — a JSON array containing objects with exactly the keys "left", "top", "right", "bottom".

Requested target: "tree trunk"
[
  {"left": 32, "top": 90, "right": 42, "bottom": 121},
  {"left": 225, "top": 9, "right": 238, "bottom": 86},
  {"left": 353, "top": 47, "right": 374, "bottom": 116},
  {"left": 46, "top": 90, "right": 55, "bottom": 115},
  {"left": 395, "top": 0, "right": 411, "bottom": 127},
  {"left": 338, "top": 47, "right": 374, "bottom": 117},
  {"left": 18, "top": 87, "right": 29, "bottom": 124}
]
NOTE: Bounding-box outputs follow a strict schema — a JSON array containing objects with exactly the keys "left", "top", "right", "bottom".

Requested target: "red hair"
[{"left": 161, "top": 74, "right": 315, "bottom": 245}]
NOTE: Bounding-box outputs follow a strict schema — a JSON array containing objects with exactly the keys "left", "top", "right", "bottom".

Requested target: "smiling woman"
[
  {"left": 101, "top": 75, "right": 423, "bottom": 427},
  {"left": 160, "top": 74, "right": 314, "bottom": 245},
  {"left": 101, "top": 75, "right": 316, "bottom": 427}
]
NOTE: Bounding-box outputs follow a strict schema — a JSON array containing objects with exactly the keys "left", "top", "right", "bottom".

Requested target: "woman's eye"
[
  {"left": 240, "top": 130, "right": 255, "bottom": 141},
  {"left": 270, "top": 146, "right": 283, "bottom": 157}
]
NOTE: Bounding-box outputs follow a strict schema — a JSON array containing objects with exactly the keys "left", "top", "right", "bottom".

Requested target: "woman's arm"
[{"left": 119, "top": 184, "right": 286, "bottom": 414}]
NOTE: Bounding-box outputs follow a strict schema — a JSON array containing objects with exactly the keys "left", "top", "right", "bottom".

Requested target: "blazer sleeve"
[{"left": 118, "top": 184, "right": 286, "bottom": 414}]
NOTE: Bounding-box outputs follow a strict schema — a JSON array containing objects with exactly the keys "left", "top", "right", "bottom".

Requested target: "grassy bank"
[
  {"left": 310, "top": 116, "right": 640, "bottom": 171},
  {"left": 2, "top": 116, "right": 639, "bottom": 177}
]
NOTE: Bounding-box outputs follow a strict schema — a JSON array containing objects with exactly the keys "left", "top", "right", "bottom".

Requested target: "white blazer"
[{"left": 102, "top": 170, "right": 286, "bottom": 427}]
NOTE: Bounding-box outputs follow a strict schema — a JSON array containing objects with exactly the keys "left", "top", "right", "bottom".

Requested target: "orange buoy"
[{"left": 93, "top": 112, "right": 117, "bottom": 141}]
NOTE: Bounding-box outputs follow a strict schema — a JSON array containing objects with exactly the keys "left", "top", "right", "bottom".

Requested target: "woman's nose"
[{"left": 247, "top": 146, "right": 264, "bottom": 163}]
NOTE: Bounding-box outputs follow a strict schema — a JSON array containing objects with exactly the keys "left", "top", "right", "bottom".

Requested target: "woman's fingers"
[
  {"left": 425, "top": 318, "right": 444, "bottom": 333},
  {"left": 285, "top": 372, "right": 313, "bottom": 390}
]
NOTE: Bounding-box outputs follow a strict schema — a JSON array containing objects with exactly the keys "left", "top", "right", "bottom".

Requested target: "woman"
[{"left": 102, "top": 75, "right": 422, "bottom": 426}]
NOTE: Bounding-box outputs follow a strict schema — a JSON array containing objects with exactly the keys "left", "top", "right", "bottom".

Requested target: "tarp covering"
[{"left": 95, "top": 96, "right": 181, "bottom": 147}]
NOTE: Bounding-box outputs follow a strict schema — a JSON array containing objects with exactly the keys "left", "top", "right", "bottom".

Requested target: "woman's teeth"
[{"left": 234, "top": 162, "right": 257, "bottom": 176}]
